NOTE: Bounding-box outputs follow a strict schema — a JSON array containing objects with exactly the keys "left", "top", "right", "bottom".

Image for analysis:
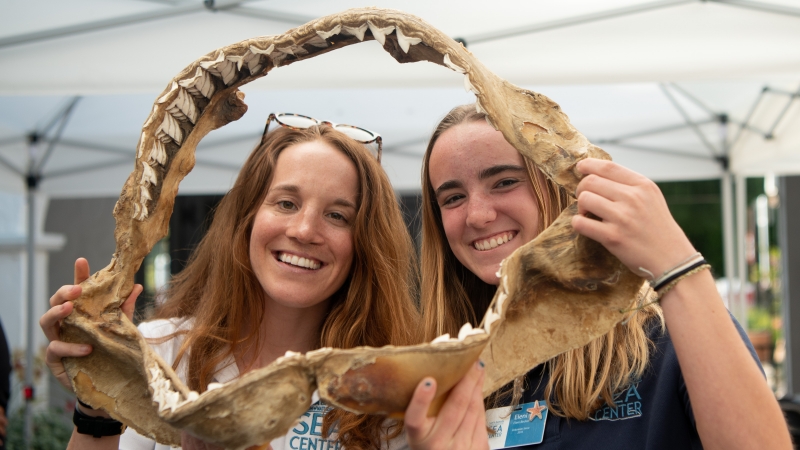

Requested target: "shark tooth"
[
  {"left": 140, "top": 162, "right": 158, "bottom": 186},
  {"left": 367, "top": 21, "right": 395, "bottom": 46},
  {"left": 396, "top": 27, "right": 422, "bottom": 53},
  {"left": 179, "top": 67, "right": 215, "bottom": 99},
  {"left": 156, "top": 113, "right": 182, "bottom": 145},
  {"left": 316, "top": 24, "right": 341, "bottom": 40},
  {"left": 342, "top": 23, "right": 369, "bottom": 41},
  {"left": 157, "top": 81, "right": 179, "bottom": 104},
  {"left": 443, "top": 54, "right": 465, "bottom": 74}
]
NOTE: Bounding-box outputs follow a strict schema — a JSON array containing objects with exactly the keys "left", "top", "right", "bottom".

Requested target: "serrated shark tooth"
[
  {"left": 342, "top": 23, "right": 369, "bottom": 41},
  {"left": 179, "top": 67, "right": 215, "bottom": 99},
  {"left": 396, "top": 27, "right": 421, "bottom": 53},
  {"left": 443, "top": 54, "right": 465, "bottom": 74},
  {"left": 166, "top": 88, "right": 197, "bottom": 124},
  {"left": 249, "top": 43, "right": 274, "bottom": 55},
  {"left": 137, "top": 132, "right": 147, "bottom": 158},
  {"left": 156, "top": 113, "right": 182, "bottom": 145},
  {"left": 149, "top": 140, "right": 167, "bottom": 166},
  {"left": 140, "top": 161, "right": 157, "bottom": 186},
  {"left": 367, "top": 22, "right": 395, "bottom": 46},
  {"left": 157, "top": 81, "right": 179, "bottom": 104},
  {"left": 316, "top": 24, "right": 342, "bottom": 40}
]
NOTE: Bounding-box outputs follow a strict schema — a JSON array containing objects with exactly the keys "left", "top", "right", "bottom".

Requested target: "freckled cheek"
[
  {"left": 331, "top": 231, "right": 355, "bottom": 268},
  {"left": 439, "top": 210, "right": 465, "bottom": 246}
]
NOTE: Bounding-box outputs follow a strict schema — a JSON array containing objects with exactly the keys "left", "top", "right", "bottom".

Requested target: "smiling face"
[
  {"left": 428, "top": 120, "right": 541, "bottom": 285},
  {"left": 249, "top": 140, "right": 359, "bottom": 312}
]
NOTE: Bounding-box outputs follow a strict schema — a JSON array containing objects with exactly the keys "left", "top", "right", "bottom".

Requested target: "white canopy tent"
[
  {"left": 0, "top": 0, "right": 798, "bottom": 193},
  {"left": 1, "top": 0, "right": 799, "bottom": 441}
]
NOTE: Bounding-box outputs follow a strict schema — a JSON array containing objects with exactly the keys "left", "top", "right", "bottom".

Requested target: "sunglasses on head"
[{"left": 263, "top": 113, "right": 383, "bottom": 163}]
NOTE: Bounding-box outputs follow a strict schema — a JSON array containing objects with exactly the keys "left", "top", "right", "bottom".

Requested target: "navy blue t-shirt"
[{"left": 504, "top": 315, "right": 762, "bottom": 449}]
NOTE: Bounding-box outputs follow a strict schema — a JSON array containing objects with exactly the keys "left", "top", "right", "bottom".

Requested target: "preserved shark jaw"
[{"left": 59, "top": 7, "right": 646, "bottom": 449}]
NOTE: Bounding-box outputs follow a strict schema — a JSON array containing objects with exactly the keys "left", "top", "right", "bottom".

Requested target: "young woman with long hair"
[
  {"left": 41, "top": 121, "right": 486, "bottom": 450},
  {"left": 418, "top": 103, "right": 791, "bottom": 449}
]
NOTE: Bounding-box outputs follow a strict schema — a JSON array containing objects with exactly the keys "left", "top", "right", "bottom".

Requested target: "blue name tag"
[{"left": 486, "top": 400, "right": 548, "bottom": 449}]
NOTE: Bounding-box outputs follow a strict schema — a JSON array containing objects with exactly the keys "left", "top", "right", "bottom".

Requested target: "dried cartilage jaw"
[
  {"left": 479, "top": 204, "right": 645, "bottom": 395},
  {"left": 151, "top": 350, "right": 316, "bottom": 450},
  {"left": 61, "top": 6, "right": 641, "bottom": 449},
  {"left": 311, "top": 335, "right": 488, "bottom": 419}
]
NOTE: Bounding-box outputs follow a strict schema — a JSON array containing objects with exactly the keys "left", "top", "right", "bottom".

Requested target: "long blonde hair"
[
  {"left": 420, "top": 104, "right": 662, "bottom": 419},
  {"left": 154, "top": 125, "right": 420, "bottom": 448}
]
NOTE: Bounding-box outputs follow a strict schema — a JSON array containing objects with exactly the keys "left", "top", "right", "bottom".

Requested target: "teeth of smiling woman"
[
  {"left": 474, "top": 232, "right": 515, "bottom": 251},
  {"left": 278, "top": 253, "right": 321, "bottom": 270}
]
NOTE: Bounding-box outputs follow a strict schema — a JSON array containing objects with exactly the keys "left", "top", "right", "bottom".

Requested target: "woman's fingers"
[
  {"left": 405, "top": 361, "right": 489, "bottom": 450},
  {"left": 74, "top": 257, "right": 90, "bottom": 285},
  {"left": 40, "top": 301, "right": 74, "bottom": 342},
  {"left": 575, "top": 188, "right": 620, "bottom": 222},
  {"left": 573, "top": 158, "right": 696, "bottom": 276},
  {"left": 120, "top": 284, "right": 143, "bottom": 322},
  {"left": 455, "top": 367, "right": 489, "bottom": 449},
  {"left": 576, "top": 158, "right": 646, "bottom": 187},
  {"left": 575, "top": 172, "right": 631, "bottom": 206},
  {"left": 405, "top": 377, "right": 437, "bottom": 442},
  {"left": 45, "top": 339, "right": 91, "bottom": 391},
  {"left": 436, "top": 361, "right": 483, "bottom": 423},
  {"left": 49, "top": 283, "right": 81, "bottom": 308}
]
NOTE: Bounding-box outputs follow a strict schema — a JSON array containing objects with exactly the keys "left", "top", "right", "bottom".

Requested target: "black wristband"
[
  {"left": 73, "top": 403, "right": 125, "bottom": 438},
  {"left": 652, "top": 259, "right": 708, "bottom": 292},
  {"left": 77, "top": 399, "right": 93, "bottom": 410}
]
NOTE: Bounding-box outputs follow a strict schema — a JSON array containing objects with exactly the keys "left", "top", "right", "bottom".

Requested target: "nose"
[
  {"left": 465, "top": 194, "right": 496, "bottom": 229},
  {"left": 286, "top": 209, "right": 322, "bottom": 244}
]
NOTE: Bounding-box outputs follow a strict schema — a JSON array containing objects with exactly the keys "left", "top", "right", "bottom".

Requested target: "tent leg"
[
  {"left": 735, "top": 174, "right": 748, "bottom": 326},
  {"left": 23, "top": 177, "right": 36, "bottom": 447},
  {"left": 722, "top": 172, "right": 736, "bottom": 312}
]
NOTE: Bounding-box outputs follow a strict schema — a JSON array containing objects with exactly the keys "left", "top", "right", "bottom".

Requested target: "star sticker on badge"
[{"left": 527, "top": 400, "right": 546, "bottom": 421}]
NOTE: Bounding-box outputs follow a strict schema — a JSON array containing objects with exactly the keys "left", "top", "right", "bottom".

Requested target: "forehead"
[
  {"left": 271, "top": 140, "right": 359, "bottom": 197},
  {"left": 429, "top": 121, "right": 524, "bottom": 180}
]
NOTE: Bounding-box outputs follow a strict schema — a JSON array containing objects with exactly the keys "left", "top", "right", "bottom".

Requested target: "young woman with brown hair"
[
  {"left": 419, "top": 104, "right": 791, "bottom": 449},
  {"left": 41, "top": 120, "right": 486, "bottom": 450}
]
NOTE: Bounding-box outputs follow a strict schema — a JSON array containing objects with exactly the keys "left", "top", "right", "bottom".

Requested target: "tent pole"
[
  {"left": 23, "top": 169, "right": 38, "bottom": 448},
  {"left": 735, "top": 174, "right": 748, "bottom": 327},
  {"left": 722, "top": 172, "right": 736, "bottom": 313}
]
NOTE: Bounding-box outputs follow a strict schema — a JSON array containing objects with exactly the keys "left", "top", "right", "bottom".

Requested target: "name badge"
[{"left": 486, "top": 400, "right": 548, "bottom": 449}]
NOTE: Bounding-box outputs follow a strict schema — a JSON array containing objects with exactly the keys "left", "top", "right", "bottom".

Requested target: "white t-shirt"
[{"left": 119, "top": 319, "right": 408, "bottom": 450}]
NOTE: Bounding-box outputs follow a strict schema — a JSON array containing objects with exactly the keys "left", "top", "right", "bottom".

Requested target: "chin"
[{"left": 475, "top": 269, "right": 501, "bottom": 286}]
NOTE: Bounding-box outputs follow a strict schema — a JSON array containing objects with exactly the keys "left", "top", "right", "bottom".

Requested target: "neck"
[{"left": 236, "top": 298, "right": 330, "bottom": 372}]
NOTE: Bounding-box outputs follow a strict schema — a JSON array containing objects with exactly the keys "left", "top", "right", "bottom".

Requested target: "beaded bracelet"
[{"left": 621, "top": 253, "right": 711, "bottom": 315}]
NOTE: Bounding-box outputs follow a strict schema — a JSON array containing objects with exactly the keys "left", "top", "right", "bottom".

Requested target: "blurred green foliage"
[
  {"left": 656, "top": 179, "right": 724, "bottom": 277},
  {"left": 6, "top": 407, "right": 72, "bottom": 450}
]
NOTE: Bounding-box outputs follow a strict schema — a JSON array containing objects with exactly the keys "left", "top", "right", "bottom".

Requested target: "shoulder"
[{"left": 138, "top": 317, "right": 193, "bottom": 339}]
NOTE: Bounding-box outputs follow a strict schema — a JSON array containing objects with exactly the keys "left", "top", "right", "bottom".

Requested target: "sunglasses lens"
[
  {"left": 335, "top": 125, "right": 376, "bottom": 143},
  {"left": 277, "top": 114, "right": 319, "bottom": 129}
]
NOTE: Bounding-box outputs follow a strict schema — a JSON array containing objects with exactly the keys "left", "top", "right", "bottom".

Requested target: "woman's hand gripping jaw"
[
  {"left": 570, "top": 158, "right": 696, "bottom": 278},
  {"left": 40, "top": 258, "right": 142, "bottom": 412},
  {"left": 404, "top": 360, "right": 490, "bottom": 450}
]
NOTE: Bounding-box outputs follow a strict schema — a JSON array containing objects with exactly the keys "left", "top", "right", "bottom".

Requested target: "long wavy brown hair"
[
  {"left": 153, "top": 125, "right": 420, "bottom": 449},
  {"left": 420, "top": 104, "right": 662, "bottom": 419}
]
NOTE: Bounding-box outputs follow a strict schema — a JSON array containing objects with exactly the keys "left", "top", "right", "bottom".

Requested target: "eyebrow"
[
  {"left": 479, "top": 164, "right": 526, "bottom": 179},
  {"left": 269, "top": 184, "right": 357, "bottom": 209},
  {"left": 434, "top": 180, "right": 463, "bottom": 198},
  {"left": 434, "top": 164, "right": 526, "bottom": 198}
]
